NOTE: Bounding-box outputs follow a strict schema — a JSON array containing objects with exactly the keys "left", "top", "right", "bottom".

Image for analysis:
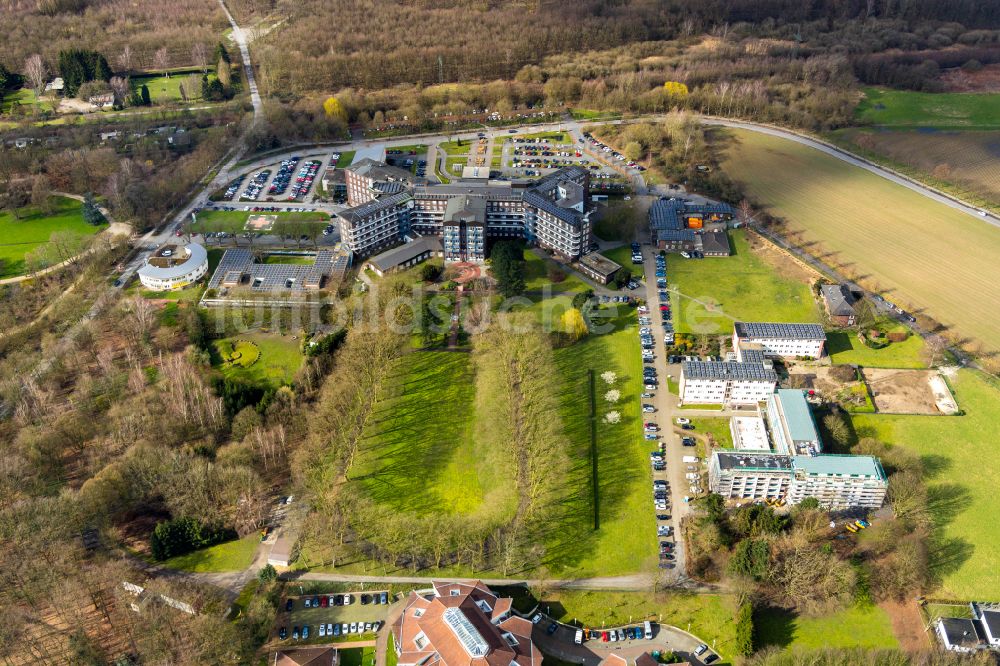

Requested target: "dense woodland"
[{"left": 0, "top": 0, "right": 227, "bottom": 74}]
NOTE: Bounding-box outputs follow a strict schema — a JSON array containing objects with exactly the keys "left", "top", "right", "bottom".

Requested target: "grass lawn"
[
  {"left": 386, "top": 633, "right": 398, "bottom": 666},
  {"left": 855, "top": 87, "right": 1000, "bottom": 130},
  {"left": 602, "top": 245, "right": 641, "bottom": 271},
  {"left": 850, "top": 370, "right": 1000, "bottom": 599},
  {"left": 540, "top": 302, "right": 658, "bottom": 577},
  {"left": 0, "top": 196, "right": 105, "bottom": 278},
  {"left": 755, "top": 604, "right": 899, "bottom": 651},
  {"left": 445, "top": 157, "right": 468, "bottom": 175},
  {"left": 190, "top": 209, "right": 329, "bottom": 235},
  {"left": 160, "top": 535, "right": 258, "bottom": 572},
  {"left": 263, "top": 254, "right": 316, "bottom": 265},
  {"left": 336, "top": 151, "right": 356, "bottom": 168},
  {"left": 720, "top": 127, "right": 1000, "bottom": 355},
  {"left": 212, "top": 332, "right": 303, "bottom": 387},
  {"left": 539, "top": 590, "right": 738, "bottom": 658},
  {"left": 131, "top": 71, "right": 204, "bottom": 104},
  {"left": 523, "top": 248, "right": 591, "bottom": 293},
  {"left": 689, "top": 417, "right": 732, "bottom": 449},
  {"left": 668, "top": 229, "right": 819, "bottom": 335},
  {"left": 340, "top": 647, "right": 376, "bottom": 666},
  {"left": 1, "top": 87, "right": 57, "bottom": 114},
  {"left": 352, "top": 351, "right": 505, "bottom": 516},
  {"left": 438, "top": 140, "right": 471, "bottom": 156},
  {"left": 826, "top": 329, "right": 927, "bottom": 368}
]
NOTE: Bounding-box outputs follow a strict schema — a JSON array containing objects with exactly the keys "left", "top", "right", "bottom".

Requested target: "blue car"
[{"left": 547, "top": 622, "right": 559, "bottom": 635}]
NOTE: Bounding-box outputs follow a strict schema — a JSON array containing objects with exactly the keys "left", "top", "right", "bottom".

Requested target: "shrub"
[{"left": 150, "top": 517, "right": 235, "bottom": 560}]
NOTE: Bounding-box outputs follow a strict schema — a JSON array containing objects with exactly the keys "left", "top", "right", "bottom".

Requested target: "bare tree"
[
  {"left": 117, "top": 45, "right": 133, "bottom": 74},
  {"left": 24, "top": 54, "right": 46, "bottom": 96},
  {"left": 192, "top": 43, "right": 208, "bottom": 73},
  {"left": 154, "top": 47, "right": 170, "bottom": 78},
  {"left": 109, "top": 76, "right": 130, "bottom": 106},
  {"left": 737, "top": 199, "right": 754, "bottom": 227}
]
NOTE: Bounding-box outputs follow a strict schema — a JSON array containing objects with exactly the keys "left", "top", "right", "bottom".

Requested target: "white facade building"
[
  {"left": 679, "top": 348, "right": 777, "bottom": 406},
  {"left": 733, "top": 322, "right": 826, "bottom": 359},
  {"left": 137, "top": 242, "right": 208, "bottom": 291},
  {"left": 708, "top": 452, "right": 887, "bottom": 509}
]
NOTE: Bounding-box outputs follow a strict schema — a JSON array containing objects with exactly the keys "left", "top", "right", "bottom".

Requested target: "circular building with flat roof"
[{"left": 138, "top": 242, "right": 208, "bottom": 291}]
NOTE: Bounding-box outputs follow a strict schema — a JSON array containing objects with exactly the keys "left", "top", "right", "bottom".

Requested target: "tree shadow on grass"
[
  {"left": 751, "top": 606, "right": 796, "bottom": 649},
  {"left": 925, "top": 483, "right": 975, "bottom": 583}
]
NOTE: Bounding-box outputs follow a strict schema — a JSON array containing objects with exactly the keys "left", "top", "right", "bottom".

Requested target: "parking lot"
[{"left": 272, "top": 590, "right": 399, "bottom": 646}]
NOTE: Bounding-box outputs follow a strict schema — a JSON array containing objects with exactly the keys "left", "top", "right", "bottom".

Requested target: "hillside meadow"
[{"left": 719, "top": 127, "right": 1000, "bottom": 356}]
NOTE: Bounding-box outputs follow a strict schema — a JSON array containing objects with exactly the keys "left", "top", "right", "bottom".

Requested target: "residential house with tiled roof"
[{"left": 392, "top": 581, "right": 538, "bottom": 666}]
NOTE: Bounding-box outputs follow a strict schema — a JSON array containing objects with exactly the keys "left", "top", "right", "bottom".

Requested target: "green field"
[
  {"left": 540, "top": 590, "right": 738, "bottom": 658},
  {"left": 668, "top": 229, "right": 819, "bottom": 335},
  {"left": 602, "top": 245, "right": 640, "bottom": 270},
  {"left": 352, "top": 352, "right": 500, "bottom": 516},
  {"left": 161, "top": 535, "right": 258, "bottom": 572},
  {"left": 212, "top": 332, "right": 303, "bottom": 387},
  {"left": 755, "top": 605, "right": 899, "bottom": 651},
  {"left": 826, "top": 330, "right": 927, "bottom": 368},
  {"left": 856, "top": 87, "right": 1000, "bottom": 130},
  {"left": 720, "top": 128, "right": 1000, "bottom": 355},
  {"left": 833, "top": 128, "right": 1000, "bottom": 208},
  {"left": 0, "top": 196, "right": 105, "bottom": 278},
  {"left": 851, "top": 370, "right": 1000, "bottom": 599},
  {"left": 340, "top": 647, "right": 376, "bottom": 666},
  {"left": 189, "top": 209, "right": 329, "bottom": 235}
]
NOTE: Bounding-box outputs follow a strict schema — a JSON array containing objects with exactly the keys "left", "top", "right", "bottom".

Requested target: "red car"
[
  {"left": 602, "top": 632, "right": 609, "bottom": 642},
  {"left": 320, "top": 596, "right": 329, "bottom": 608}
]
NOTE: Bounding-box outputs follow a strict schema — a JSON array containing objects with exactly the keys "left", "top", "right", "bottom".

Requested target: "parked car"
[
  {"left": 279, "top": 626, "right": 288, "bottom": 640},
  {"left": 547, "top": 622, "right": 559, "bottom": 636},
  {"left": 574, "top": 630, "right": 584, "bottom": 645},
  {"left": 292, "top": 626, "right": 300, "bottom": 640},
  {"left": 319, "top": 624, "right": 327, "bottom": 638},
  {"left": 381, "top": 592, "right": 389, "bottom": 604},
  {"left": 285, "top": 598, "right": 294, "bottom": 612},
  {"left": 302, "top": 626, "right": 309, "bottom": 639},
  {"left": 361, "top": 594, "right": 371, "bottom": 605},
  {"left": 695, "top": 643, "right": 709, "bottom": 656},
  {"left": 676, "top": 417, "right": 690, "bottom": 425}
]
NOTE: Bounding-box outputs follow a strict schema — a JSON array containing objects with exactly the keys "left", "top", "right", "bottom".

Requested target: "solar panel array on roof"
[
  {"left": 208, "top": 249, "right": 253, "bottom": 289},
  {"left": 207, "top": 249, "right": 342, "bottom": 292},
  {"left": 735, "top": 322, "right": 826, "bottom": 340},
  {"left": 443, "top": 607, "right": 490, "bottom": 658},
  {"left": 682, "top": 358, "right": 778, "bottom": 382}
]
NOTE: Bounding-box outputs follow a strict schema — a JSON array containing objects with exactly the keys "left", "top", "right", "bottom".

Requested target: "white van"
[
  {"left": 685, "top": 473, "right": 700, "bottom": 480},
  {"left": 682, "top": 456, "right": 700, "bottom": 464},
  {"left": 643, "top": 621, "right": 653, "bottom": 640},
  {"left": 574, "top": 629, "right": 583, "bottom": 645}
]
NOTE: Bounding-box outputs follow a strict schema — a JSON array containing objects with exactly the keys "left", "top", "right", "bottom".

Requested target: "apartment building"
[
  {"left": 733, "top": 322, "right": 827, "bottom": 359},
  {"left": 679, "top": 347, "right": 778, "bottom": 406},
  {"left": 709, "top": 452, "right": 887, "bottom": 509},
  {"left": 337, "top": 164, "right": 592, "bottom": 261}
]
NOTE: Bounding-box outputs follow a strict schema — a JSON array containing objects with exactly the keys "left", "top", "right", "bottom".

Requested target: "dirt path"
[{"left": 881, "top": 600, "right": 931, "bottom": 651}]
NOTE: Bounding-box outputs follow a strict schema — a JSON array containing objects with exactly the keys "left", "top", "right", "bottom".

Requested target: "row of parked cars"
[
  {"left": 222, "top": 175, "right": 245, "bottom": 201},
  {"left": 268, "top": 157, "right": 301, "bottom": 197},
  {"left": 652, "top": 254, "right": 674, "bottom": 345},
  {"left": 278, "top": 620, "right": 383, "bottom": 642},
  {"left": 242, "top": 170, "right": 271, "bottom": 200},
  {"left": 290, "top": 160, "right": 322, "bottom": 198},
  {"left": 581, "top": 132, "right": 646, "bottom": 172}
]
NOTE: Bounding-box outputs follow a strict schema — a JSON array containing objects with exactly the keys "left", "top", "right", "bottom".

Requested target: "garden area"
[
  {"left": 211, "top": 333, "right": 303, "bottom": 387},
  {"left": 160, "top": 534, "right": 259, "bottom": 573},
  {"left": 826, "top": 327, "right": 927, "bottom": 369},
  {"left": 0, "top": 195, "right": 106, "bottom": 278}
]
